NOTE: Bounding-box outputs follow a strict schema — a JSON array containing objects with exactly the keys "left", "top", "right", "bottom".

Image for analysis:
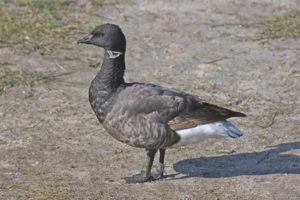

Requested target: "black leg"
[
  {"left": 144, "top": 149, "right": 157, "bottom": 179},
  {"left": 159, "top": 148, "right": 166, "bottom": 164},
  {"left": 151, "top": 148, "right": 165, "bottom": 179},
  {"left": 125, "top": 149, "right": 157, "bottom": 183}
]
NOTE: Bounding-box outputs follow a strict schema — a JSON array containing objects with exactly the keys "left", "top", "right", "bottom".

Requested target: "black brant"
[{"left": 78, "top": 23, "right": 246, "bottom": 183}]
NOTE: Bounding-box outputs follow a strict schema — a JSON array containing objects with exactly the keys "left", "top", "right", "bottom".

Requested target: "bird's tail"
[{"left": 215, "top": 120, "right": 244, "bottom": 138}]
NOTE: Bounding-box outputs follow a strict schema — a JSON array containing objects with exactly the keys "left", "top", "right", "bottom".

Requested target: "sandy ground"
[{"left": 0, "top": 0, "right": 299, "bottom": 199}]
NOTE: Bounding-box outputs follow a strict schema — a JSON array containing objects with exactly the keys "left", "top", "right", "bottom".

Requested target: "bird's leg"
[
  {"left": 125, "top": 149, "right": 157, "bottom": 183},
  {"left": 151, "top": 148, "right": 165, "bottom": 179}
]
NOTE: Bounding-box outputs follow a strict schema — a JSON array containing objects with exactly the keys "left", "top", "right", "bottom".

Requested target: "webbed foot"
[
  {"left": 151, "top": 163, "right": 165, "bottom": 179},
  {"left": 124, "top": 171, "right": 156, "bottom": 183}
]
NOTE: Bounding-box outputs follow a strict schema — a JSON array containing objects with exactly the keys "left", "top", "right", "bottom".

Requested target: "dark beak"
[{"left": 77, "top": 34, "right": 93, "bottom": 44}]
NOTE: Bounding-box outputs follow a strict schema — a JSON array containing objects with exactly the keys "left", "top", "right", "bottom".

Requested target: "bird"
[{"left": 77, "top": 23, "right": 246, "bottom": 183}]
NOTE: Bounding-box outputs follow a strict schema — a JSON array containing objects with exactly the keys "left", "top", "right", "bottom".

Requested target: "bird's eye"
[{"left": 94, "top": 32, "right": 104, "bottom": 37}]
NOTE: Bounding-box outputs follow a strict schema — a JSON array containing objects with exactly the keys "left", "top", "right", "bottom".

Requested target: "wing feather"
[{"left": 120, "top": 83, "right": 246, "bottom": 131}]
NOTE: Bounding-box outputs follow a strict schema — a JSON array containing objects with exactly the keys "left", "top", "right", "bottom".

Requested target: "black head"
[{"left": 77, "top": 23, "right": 126, "bottom": 52}]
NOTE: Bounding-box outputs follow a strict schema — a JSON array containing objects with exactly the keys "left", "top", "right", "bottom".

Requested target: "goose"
[{"left": 77, "top": 23, "right": 246, "bottom": 183}]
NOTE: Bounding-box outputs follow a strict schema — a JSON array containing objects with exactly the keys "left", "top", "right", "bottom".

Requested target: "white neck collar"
[{"left": 107, "top": 50, "right": 123, "bottom": 59}]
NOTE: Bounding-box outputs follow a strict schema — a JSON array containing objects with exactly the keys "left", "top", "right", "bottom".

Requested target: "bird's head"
[{"left": 77, "top": 23, "right": 126, "bottom": 52}]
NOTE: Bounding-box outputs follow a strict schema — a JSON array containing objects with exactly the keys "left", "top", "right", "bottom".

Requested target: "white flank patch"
[{"left": 170, "top": 120, "right": 243, "bottom": 148}]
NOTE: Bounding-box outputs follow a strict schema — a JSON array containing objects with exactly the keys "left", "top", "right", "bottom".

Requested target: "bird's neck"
[
  {"left": 89, "top": 50, "right": 125, "bottom": 123},
  {"left": 94, "top": 50, "right": 126, "bottom": 91}
]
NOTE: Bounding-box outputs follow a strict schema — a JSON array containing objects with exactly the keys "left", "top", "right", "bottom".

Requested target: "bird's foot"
[
  {"left": 124, "top": 171, "right": 156, "bottom": 183},
  {"left": 151, "top": 163, "right": 165, "bottom": 179}
]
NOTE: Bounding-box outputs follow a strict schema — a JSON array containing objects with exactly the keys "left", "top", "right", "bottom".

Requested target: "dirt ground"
[{"left": 0, "top": 0, "right": 299, "bottom": 199}]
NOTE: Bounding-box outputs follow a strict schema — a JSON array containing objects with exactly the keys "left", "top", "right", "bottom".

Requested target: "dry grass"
[
  {"left": 0, "top": 0, "right": 73, "bottom": 54},
  {"left": 0, "top": 67, "right": 54, "bottom": 93},
  {"left": 261, "top": 11, "right": 300, "bottom": 39}
]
